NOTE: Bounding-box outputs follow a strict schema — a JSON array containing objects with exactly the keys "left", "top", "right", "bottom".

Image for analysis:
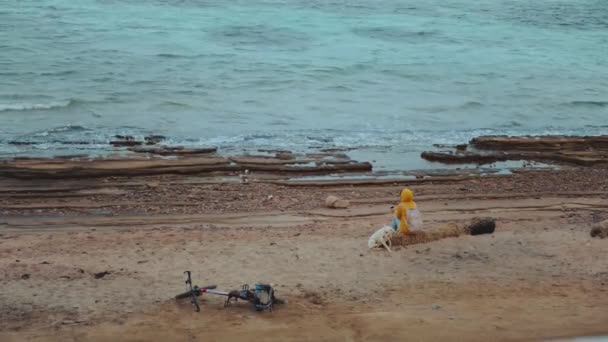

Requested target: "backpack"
[{"left": 407, "top": 208, "right": 424, "bottom": 231}]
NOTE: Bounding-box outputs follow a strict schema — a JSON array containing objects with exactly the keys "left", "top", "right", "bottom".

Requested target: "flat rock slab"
[
  {"left": 240, "top": 162, "right": 372, "bottom": 173},
  {"left": 0, "top": 157, "right": 232, "bottom": 178},
  {"left": 0, "top": 155, "right": 373, "bottom": 179},
  {"left": 422, "top": 135, "right": 608, "bottom": 166},
  {"left": 471, "top": 135, "right": 608, "bottom": 151},
  {"left": 229, "top": 156, "right": 313, "bottom": 165}
]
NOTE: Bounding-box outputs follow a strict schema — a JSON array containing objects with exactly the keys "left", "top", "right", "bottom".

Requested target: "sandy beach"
[
  {"left": 4, "top": 0, "right": 608, "bottom": 339},
  {"left": 1, "top": 162, "right": 608, "bottom": 341}
]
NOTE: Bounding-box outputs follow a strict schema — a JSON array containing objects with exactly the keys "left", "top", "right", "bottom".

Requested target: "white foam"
[{"left": 0, "top": 100, "right": 72, "bottom": 112}]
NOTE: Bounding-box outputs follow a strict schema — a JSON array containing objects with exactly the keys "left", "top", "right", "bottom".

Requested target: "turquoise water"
[{"left": 1, "top": 0, "right": 607, "bottom": 169}]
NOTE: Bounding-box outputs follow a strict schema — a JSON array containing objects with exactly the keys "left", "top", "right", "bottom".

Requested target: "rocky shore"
[
  {"left": 422, "top": 135, "right": 608, "bottom": 166},
  {"left": 3, "top": 135, "right": 608, "bottom": 180},
  {"left": 1, "top": 135, "right": 608, "bottom": 341}
]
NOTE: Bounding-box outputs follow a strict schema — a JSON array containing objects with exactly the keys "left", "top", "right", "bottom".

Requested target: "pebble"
[{"left": 94, "top": 271, "right": 111, "bottom": 279}]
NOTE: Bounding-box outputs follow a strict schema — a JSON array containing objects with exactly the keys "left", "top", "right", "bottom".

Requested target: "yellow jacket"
[{"left": 395, "top": 188, "right": 416, "bottom": 235}]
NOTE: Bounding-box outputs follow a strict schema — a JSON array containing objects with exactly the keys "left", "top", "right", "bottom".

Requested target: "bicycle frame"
[{"left": 178, "top": 271, "right": 276, "bottom": 312}]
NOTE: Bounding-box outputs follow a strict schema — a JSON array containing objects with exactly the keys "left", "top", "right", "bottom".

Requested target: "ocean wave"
[
  {"left": 158, "top": 101, "right": 192, "bottom": 108},
  {"left": 0, "top": 71, "right": 36, "bottom": 77},
  {"left": 156, "top": 53, "right": 187, "bottom": 58},
  {"left": 352, "top": 27, "right": 443, "bottom": 43},
  {"left": 322, "top": 85, "right": 354, "bottom": 92},
  {"left": 37, "top": 125, "right": 91, "bottom": 135},
  {"left": 40, "top": 70, "right": 77, "bottom": 77},
  {"left": 210, "top": 24, "right": 310, "bottom": 48},
  {"left": 4, "top": 126, "right": 606, "bottom": 166},
  {"left": 0, "top": 100, "right": 76, "bottom": 112},
  {"left": 0, "top": 70, "right": 77, "bottom": 77},
  {"left": 195, "top": 127, "right": 608, "bottom": 151},
  {"left": 414, "top": 101, "right": 484, "bottom": 113},
  {"left": 7, "top": 138, "right": 106, "bottom": 146},
  {"left": 156, "top": 53, "right": 202, "bottom": 59},
  {"left": 459, "top": 101, "right": 483, "bottom": 109},
  {"left": 566, "top": 100, "right": 608, "bottom": 108}
]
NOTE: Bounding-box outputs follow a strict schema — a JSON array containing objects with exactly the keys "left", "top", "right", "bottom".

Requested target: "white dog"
[{"left": 368, "top": 225, "right": 396, "bottom": 252}]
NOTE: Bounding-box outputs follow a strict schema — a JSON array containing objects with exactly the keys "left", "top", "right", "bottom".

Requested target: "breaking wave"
[{"left": 0, "top": 99, "right": 76, "bottom": 112}]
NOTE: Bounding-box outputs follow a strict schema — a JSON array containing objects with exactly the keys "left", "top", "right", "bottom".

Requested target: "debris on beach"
[
  {"left": 590, "top": 220, "right": 608, "bottom": 239},
  {"left": 94, "top": 271, "right": 111, "bottom": 279},
  {"left": 464, "top": 217, "right": 496, "bottom": 236},
  {"left": 325, "top": 195, "right": 350, "bottom": 209},
  {"left": 239, "top": 169, "right": 250, "bottom": 184}
]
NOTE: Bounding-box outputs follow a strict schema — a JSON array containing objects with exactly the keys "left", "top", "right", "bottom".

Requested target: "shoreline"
[
  {"left": 1, "top": 136, "right": 608, "bottom": 341},
  {"left": 1, "top": 135, "right": 606, "bottom": 180}
]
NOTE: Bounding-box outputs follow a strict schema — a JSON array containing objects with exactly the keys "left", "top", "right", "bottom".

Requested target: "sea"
[{"left": 1, "top": 0, "right": 607, "bottom": 171}]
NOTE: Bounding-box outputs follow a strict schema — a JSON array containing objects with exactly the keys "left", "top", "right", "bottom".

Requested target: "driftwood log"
[{"left": 391, "top": 217, "right": 496, "bottom": 247}]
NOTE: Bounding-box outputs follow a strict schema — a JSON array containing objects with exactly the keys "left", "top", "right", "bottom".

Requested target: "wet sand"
[{"left": 1, "top": 167, "right": 608, "bottom": 341}]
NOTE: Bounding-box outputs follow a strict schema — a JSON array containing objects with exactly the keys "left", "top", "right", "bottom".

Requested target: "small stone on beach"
[
  {"left": 94, "top": 271, "right": 111, "bottom": 279},
  {"left": 325, "top": 195, "right": 350, "bottom": 209}
]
